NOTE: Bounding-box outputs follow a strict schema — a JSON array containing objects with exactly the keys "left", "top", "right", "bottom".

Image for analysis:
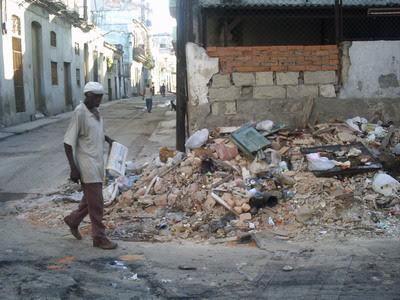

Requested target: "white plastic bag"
[
  {"left": 345, "top": 116, "right": 367, "bottom": 132},
  {"left": 106, "top": 142, "right": 128, "bottom": 177},
  {"left": 103, "top": 182, "right": 119, "bottom": 206},
  {"left": 256, "top": 120, "right": 274, "bottom": 131},
  {"left": 306, "top": 153, "right": 335, "bottom": 171},
  {"left": 372, "top": 173, "right": 400, "bottom": 197},
  {"left": 185, "top": 129, "right": 209, "bottom": 149}
]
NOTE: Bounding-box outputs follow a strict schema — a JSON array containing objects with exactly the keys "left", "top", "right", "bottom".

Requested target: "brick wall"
[{"left": 207, "top": 45, "right": 339, "bottom": 74}]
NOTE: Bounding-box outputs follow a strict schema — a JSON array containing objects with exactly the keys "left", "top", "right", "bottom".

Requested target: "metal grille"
[{"left": 201, "top": 0, "right": 400, "bottom": 47}]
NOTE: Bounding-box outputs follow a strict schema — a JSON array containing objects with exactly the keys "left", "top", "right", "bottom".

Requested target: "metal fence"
[{"left": 200, "top": 0, "right": 400, "bottom": 46}]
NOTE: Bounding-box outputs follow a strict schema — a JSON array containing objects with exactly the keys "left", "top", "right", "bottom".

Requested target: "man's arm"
[
  {"left": 64, "top": 143, "right": 80, "bottom": 183},
  {"left": 105, "top": 135, "right": 114, "bottom": 147}
]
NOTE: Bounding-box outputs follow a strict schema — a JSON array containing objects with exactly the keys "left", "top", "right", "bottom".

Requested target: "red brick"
[
  {"left": 207, "top": 47, "right": 217, "bottom": 52},
  {"left": 320, "top": 45, "right": 337, "bottom": 50},
  {"left": 321, "top": 65, "right": 337, "bottom": 71},
  {"left": 314, "top": 50, "right": 330, "bottom": 56},
  {"left": 304, "top": 45, "right": 321, "bottom": 50},
  {"left": 289, "top": 65, "right": 306, "bottom": 71},
  {"left": 329, "top": 59, "right": 340, "bottom": 65},
  {"left": 287, "top": 45, "right": 304, "bottom": 50}
]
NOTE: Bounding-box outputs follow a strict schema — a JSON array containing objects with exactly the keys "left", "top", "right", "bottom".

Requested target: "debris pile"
[
  {"left": 102, "top": 118, "right": 400, "bottom": 242},
  {"left": 26, "top": 117, "right": 400, "bottom": 242}
]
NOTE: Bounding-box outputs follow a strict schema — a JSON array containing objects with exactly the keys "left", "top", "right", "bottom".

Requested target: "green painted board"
[{"left": 230, "top": 124, "right": 271, "bottom": 157}]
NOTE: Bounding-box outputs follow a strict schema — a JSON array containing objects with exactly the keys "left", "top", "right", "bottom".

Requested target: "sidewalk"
[{"left": 0, "top": 98, "right": 141, "bottom": 141}]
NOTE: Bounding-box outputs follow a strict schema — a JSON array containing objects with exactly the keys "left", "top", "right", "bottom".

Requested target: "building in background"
[
  {"left": 91, "top": 0, "right": 153, "bottom": 96},
  {"left": 0, "top": 0, "right": 123, "bottom": 126},
  {"left": 151, "top": 32, "right": 176, "bottom": 94}
]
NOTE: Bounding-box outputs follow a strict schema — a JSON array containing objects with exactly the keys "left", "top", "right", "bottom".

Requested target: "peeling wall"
[{"left": 340, "top": 41, "right": 400, "bottom": 99}]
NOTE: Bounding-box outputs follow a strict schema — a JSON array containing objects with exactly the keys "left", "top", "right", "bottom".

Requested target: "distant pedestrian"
[
  {"left": 160, "top": 83, "right": 166, "bottom": 97},
  {"left": 151, "top": 82, "right": 155, "bottom": 96},
  {"left": 63, "top": 82, "right": 118, "bottom": 250},
  {"left": 143, "top": 83, "right": 153, "bottom": 113}
]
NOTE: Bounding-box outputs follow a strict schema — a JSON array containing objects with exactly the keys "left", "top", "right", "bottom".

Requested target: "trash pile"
[
  {"left": 101, "top": 117, "right": 400, "bottom": 242},
  {"left": 25, "top": 116, "right": 400, "bottom": 243}
]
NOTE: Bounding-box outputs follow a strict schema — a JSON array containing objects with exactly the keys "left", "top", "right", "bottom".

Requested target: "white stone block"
[
  {"left": 256, "top": 72, "right": 273, "bottom": 86},
  {"left": 276, "top": 72, "right": 299, "bottom": 85},
  {"left": 253, "top": 86, "right": 286, "bottom": 99},
  {"left": 304, "top": 71, "right": 336, "bottom": 85},
  {"left": 212, "top": 74, "right": 231, "bottom": 88},
  {"left": 209, "top": 87, "right": 241, "bottom": 102},
  {"left": 287, "top": 85, "right": 319, "bottom": 98},
  {"left": 319, "top": 84, "right": 336, "bottom": 98},
  {"left": 232, "top": 73, "right": 255, "bottom": 86}
]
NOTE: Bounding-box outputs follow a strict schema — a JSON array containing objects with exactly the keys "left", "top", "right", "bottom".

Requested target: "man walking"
[
  {"left": 143, "top": 83, "right": 153, "bottom": 113},
  {"left": 63, "top": 82, "right": 117, "bottom": 250}
]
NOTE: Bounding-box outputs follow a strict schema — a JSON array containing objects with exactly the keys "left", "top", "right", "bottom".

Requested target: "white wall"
[{"left": 340, "top": 41, "right": 400, "bottom": 99}]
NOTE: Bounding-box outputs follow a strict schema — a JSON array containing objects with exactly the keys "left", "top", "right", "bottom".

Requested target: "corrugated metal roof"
[{"left": 200, "top": 0, "right": 400, "bottom": 7}]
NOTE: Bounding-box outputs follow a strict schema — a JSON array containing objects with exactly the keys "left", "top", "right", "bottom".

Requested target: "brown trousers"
[{"left": 67, "top": 183, "right": 106, "bottom": 239}]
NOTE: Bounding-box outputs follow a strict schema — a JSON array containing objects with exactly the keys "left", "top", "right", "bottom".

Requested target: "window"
[
  {"left": 51, "top": 62, "right": 58, "bottom": 85},
  {"left": 11, "top": 15, "right": 21, "bottom": 36},
  {"left": 76, "top": 68, "right": 81, "bottom": 86},
  {"left": 74, "top": 42, "right": 80, "bottom": 55},
  {"left": 50, "top": 31, "right": 56, "bottom": 47}
]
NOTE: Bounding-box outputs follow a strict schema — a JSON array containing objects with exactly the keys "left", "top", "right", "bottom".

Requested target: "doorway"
[
  {"left": 114, "top": 77, "right": 118, "bottom": 99},
  {"left": 12, "top": 37, "right": 25, "bottom": 112},
  {"left": 108, "top": 78, "right": 112, "bottom": 101},
  {"left": 31, "top": 21, "right": 45, "bottom": 113},
  {"left": 64, "top": 62, "right": 72, "bottom": 108}
]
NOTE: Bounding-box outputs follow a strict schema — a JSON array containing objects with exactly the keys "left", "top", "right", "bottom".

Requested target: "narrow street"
[
  {"left": 0, "top": 94, "right": 399, "bottom": 299},
  {"left": 0, "top": 96, "right": 176, "bottom": 201}
]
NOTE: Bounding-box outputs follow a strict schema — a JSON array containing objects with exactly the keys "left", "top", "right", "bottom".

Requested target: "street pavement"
[{"left": 0, "top": 95, "right": 399, "bottom": 299}]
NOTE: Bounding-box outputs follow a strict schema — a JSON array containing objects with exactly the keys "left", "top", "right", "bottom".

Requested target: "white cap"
[{"left": 84, "top": 82, "right": 105, "bottom": 95}]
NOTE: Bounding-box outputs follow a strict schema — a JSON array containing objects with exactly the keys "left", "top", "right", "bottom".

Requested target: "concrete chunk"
[
  {"left": 287, "top": 85, "right": 318, "bottom": 98},
  {"left": 232, "top": 73, "right": 255, "bottom": 86},
  {"left": 212, "top": 74, "right": 231, "bottom": 88},
  {"left": 209, "top": 87, "right": 240, "bottom": 102},
  {"left": 304, "top": 71, "right": 336, "bottom": 84},
  {"left": 254, "top": 86, "right": 286, "bottom": 99},
  {"left": 319, "top": 84, "right": 336, "bottom": 98},
  {"left": 224, "top": 101, "right": 237, "bottom": 115},
  {"left": 276, "top": 72, "right": 299, "bottom": 86},
  {"left": 256, "top": 72, "right": 273, "bottom": 86}
]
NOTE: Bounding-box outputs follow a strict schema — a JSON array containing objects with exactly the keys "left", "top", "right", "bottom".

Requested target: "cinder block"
[
  {"left": 224, "top": 101, "right": 237, "bottom": 115},
  {"left": 211, "top": 102, "right": 222, "bottom": 115},
  {"left": 209, "top": 87, "right": 240, "bottom": 102},
  {"left": 319, "top": 84, "right": 336, "bottom": 98},
  {"left": 232, "top": 72, "right": 255, "bottom": 86},
  {"left": 254, "top": 86, "right": 286, "bottom": 99},
  {"left": 212, "top": 74, "right": 231, "bottom": 88},
  {"left": 255, "top": 72, "right": 274, "bottom": 86},
  {"left": 276, "top": 72, "right": 299, "bottom": 85},
  {"left": 287, "top": 85, "right": 318, "bottom": 98},
  {"left": 304, "top": 71, "right": 336, "bottom": 84}
]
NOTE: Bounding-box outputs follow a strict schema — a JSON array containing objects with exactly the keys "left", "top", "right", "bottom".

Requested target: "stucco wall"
[{"left": 340, "top": 41, "right": 400, "bottom": 99}]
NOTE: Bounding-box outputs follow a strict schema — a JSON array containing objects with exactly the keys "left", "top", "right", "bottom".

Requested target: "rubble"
[{"left": 25, "top": 116, "right": 400, "bottom": 244}]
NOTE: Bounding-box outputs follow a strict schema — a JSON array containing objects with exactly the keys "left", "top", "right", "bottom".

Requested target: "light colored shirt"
[
  {"left": 64, "top": 103, "right": 105, "bottom": 183},
  {"left": 144, "top": 87, "right": 152, "bottom": 99}
]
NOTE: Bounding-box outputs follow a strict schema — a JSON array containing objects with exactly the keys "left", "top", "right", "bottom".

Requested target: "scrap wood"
[
  {"left": 216, "top": 126, "right": 240, "bottom": 134},
  {"left": 211, "top": 174, "right": 234, "bottom": 189},
  {"left": 211, "top": 192, "right": 240, "bottom": 216},
  {"left": 211, "top": 158, "right": 241, "bottom": 174},
  {"left": 145, "top": 176, "right": 159, "bottom": 195}
]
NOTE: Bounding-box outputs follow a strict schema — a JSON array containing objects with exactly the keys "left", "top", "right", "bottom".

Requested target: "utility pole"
[{"left": 176, "top": 0, "right": 193, "bottom": 152}]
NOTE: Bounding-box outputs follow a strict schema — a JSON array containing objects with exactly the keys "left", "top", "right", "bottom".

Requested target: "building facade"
[{"left": 0, "top": 0, "right": 123, "bottom": 127}]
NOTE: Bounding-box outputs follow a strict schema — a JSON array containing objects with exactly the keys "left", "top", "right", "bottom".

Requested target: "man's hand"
[{"left": 70, "top": 167, "right": 81, "bottom": 184}]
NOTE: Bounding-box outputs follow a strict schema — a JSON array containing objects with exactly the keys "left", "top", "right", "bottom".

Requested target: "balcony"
[{"left": 133, "top": 46, "right": 146, "bottom": 63}]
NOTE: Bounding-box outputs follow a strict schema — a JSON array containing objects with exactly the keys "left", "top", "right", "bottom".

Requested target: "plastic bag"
[
  {"left": 103, "top": 182, "right": 119, "bottom": 206},
  {"left": 345, "top": 116, "right": 367, "bottom": 132},
  {"left": 249, "top": 151, "right": 269, "bottom": 175},
  {"left": 372, "top": 173, "right": 400, "bottom": 197},
  {"left": 256, "top": 120, "right": 274, "bottom": 132},
  {"left": 185, "top": 129, "right": 209, "bottom": 149},
  {"left": 306, "top": 153, "right": 335, "bottom": 171}
]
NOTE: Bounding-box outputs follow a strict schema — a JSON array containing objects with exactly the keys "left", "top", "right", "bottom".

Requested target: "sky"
[{"left": 148, "top": 0, "right": 176, "bottom": 34}]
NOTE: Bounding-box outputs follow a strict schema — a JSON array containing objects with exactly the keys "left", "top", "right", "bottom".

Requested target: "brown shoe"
[
  {"left": 64, "top": 216, "right": 82, "bottom": 240},
  {"left": 93, "top": 238, "right": 118, "bottom": 250}
]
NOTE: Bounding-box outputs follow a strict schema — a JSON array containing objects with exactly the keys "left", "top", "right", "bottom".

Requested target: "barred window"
[
  {"left": 51, "top": 62, "right": 58, "bottom": 85},
  {"left": 50, "top": 31, "right": 57, "bottom": 47}
]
